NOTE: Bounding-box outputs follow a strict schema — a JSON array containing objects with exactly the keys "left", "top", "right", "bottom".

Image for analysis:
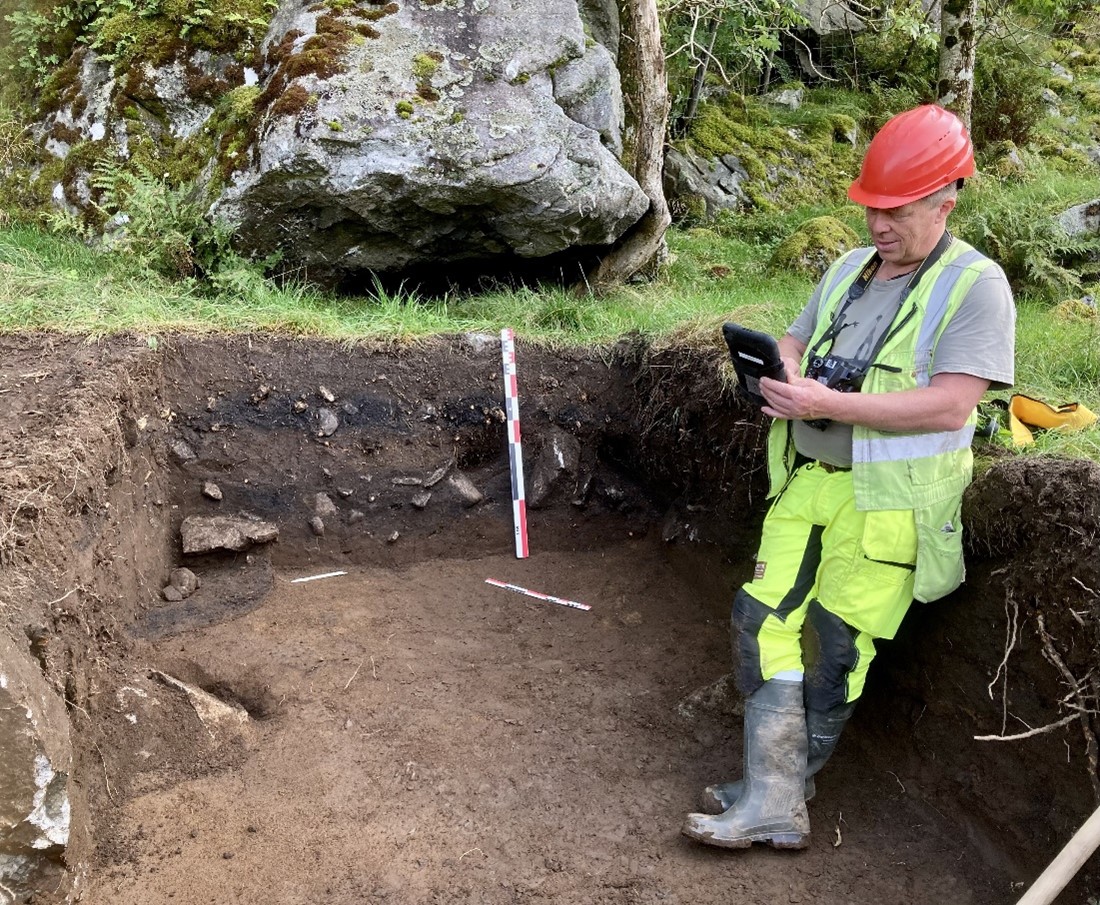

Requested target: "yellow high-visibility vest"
[{"left": 767, "top": 238, "right": 998, "bottom": 602}]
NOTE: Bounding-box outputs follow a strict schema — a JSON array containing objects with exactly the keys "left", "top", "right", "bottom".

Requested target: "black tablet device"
[{"left": 722, "top": 323, "right": 787, "bottom": 408}]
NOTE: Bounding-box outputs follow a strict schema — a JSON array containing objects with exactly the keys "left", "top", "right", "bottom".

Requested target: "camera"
[
  {"left": 803, "top": 355, "right": 867, "bottom": 430},
  {"left": 805, "top": 355, "right": 867, "bottom": 392}
]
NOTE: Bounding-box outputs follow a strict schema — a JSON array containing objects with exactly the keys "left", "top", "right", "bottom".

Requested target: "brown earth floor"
[{"left": 82, "top": 542, "right": 1004, "bottom": 905}]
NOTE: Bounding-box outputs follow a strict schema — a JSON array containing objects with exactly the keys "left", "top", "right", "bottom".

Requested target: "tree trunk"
[
  {"left": 936, "top": 0, "right": 978, "bottom": 130},
  {"left": 587, "top": 0, "right": 671, "bottom": 293},
  {"left": 674, "top": 17, "right": 718, "bottom": 138}
]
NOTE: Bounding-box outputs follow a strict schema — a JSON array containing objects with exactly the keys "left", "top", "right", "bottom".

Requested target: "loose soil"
[{"left": 2, "top": 332, "right": 1099, "bottom": 905}]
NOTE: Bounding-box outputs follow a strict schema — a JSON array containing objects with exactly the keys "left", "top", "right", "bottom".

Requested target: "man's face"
[{"left": 864, "top": 195, "right": 955, "bottom": 269}]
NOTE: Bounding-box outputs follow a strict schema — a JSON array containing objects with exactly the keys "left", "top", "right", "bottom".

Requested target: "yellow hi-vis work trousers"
[{"left": 732, "top": 461, "right": 919, "bottom": 708}]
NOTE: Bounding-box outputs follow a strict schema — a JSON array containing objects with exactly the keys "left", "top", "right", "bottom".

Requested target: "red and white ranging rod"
[
  {"left": 485, "top": 578, "right": 590, "bottom": 611},
  {"left": 500, "top": 328, "right": 529, "bottom": 558}
]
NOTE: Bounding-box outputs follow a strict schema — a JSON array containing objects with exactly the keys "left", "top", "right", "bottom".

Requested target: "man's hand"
[
  {"left": 760, "top": 374, "right": 837, "bottom": 423},
  {"left": 761, "top": 370, "right": 992, "bottom": 433},
  {"left": 779, "top": 355, "right": 802, "bottom": 382},
  {"left": 766, "top": 331, "right": 990, "bottom": 433},
  {"left": 777, "top": 335, "right": 807, "bottom": 381}
]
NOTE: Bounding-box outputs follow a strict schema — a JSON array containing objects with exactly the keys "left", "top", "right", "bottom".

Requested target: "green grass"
[
  {"left": 1015, "top": 301, "right": 1100, "bottom": 397},
  {"left": 0, "top": 222, "right": 814, "bottom": 345}
]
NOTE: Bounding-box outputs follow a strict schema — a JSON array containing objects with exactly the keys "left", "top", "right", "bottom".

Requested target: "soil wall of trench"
[{"left": 0, "top": 332, "right": 1099, "bottom": 903}]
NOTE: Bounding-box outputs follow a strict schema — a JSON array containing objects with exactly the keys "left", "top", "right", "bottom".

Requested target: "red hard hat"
[{"left": 848, "top": 104, "right": 975, "bottom": 208}]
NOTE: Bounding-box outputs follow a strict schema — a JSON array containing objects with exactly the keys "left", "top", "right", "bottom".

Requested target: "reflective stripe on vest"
[
  {"left": 768, "top": 238, "right": 995, "bottom": 511},
  {"left": 852, "top": 424, "right": 978, "bottom": 464},
  {"left": 852, "top": 240, "right": 991, "bottom": 510},
  {"left": 848, "top": 246, "right": 989, "bottom": 467},
  {"left": 914, "top": 248, "right": 987, "bottom": 386}
]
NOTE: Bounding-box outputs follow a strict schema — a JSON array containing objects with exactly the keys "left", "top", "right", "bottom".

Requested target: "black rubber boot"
[
  {"left": 698, "top": 699, "right": 855, "bottom": 814},
  {"left": 682, "top": 679, "right": 810, "bottom": 849}
]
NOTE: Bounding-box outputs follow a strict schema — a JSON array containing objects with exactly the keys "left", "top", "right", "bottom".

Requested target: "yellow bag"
[{"left": 1007, "top": 394, "right": 1098, "bottom": 446}]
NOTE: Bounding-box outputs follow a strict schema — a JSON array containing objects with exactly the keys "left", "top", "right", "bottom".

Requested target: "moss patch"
[
  {"left": 682, "top": 98, "right": 860, "bottom": 213},
  {"left": 284, "top": 32, "right": 355, "bottom": 81},
  {"left": 271, "top": 84, "right": 315, "bottom": 119},
  {"left": 183, "top": 63, "right": 234, "bottom": 103},
  {"left": 207, "top": 85, "right": 269, "bottom": 183},
  {"left": 93, "top": 11, "right": 179, "bottom": 72},
  {"left": 0, "top": 136, "right": 55, "bottom": 222},
  {"left": 15, "top": 0, "right": 402, "bottom": 225},
  {"left": 1054, "top": 298, "right": 1100, "bottom": 321},
  {"left": 38, "top": 50, "right": 85, "bottom": 116},
  {"left": 317, "top": 11, "right": 380, "bottom": 41},
  {"left": 93, "top": 0, "right": 278, "bottom": 72},
  {"left": 412, "top": 52, "right": 441, "bottom": 80},
  {"left": 412, "top": 50, "right": 444, "bottom": 102},
  {"left": 354, "top": 3, "right": 400, "bottom": 21},
  {"left": 48, "top": 121, "right": 84, "bottom": 148},
  {"left": 768, "top": 215, "right": 860, "bottom": 280}
]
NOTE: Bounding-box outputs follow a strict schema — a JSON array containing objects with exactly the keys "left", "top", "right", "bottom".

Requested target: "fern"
[
  {"left": 4, "top": 1, "right": 121, "bottom": 84},
  {"left": 4, "top": 10, "right": 60, "bottom": 83},
  {"left": 968, "top": 205, "right": 1099, "bottom": 300},
  {"left": 89, "top": 160, "right": 236, "bottom": 281}
]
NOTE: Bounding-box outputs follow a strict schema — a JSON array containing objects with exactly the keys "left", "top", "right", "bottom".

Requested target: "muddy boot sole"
[{"left": 681, "top": 820, "right": 809, "bottom": 850}]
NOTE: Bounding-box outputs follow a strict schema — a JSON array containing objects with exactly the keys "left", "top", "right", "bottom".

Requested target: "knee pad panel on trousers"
[
  {"left": 731, "top": 589, "right": 772, "bottom": 697},
  {"left": 804, "top": 598, "right": 859, "bottom": 712}
]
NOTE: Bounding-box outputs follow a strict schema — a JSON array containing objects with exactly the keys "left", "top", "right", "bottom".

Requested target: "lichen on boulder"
[{"left": 210, "top": 0, "right": 646, "bottom": 285}]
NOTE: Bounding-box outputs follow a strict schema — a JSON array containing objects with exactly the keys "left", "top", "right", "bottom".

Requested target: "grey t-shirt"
[{"left": 787, "top": 254, "right": 1016, "bottom": 467}]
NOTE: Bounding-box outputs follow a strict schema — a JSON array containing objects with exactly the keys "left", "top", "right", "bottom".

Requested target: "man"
[{"left": 682, "top": 104, "right": 1016, "bottom": 850}]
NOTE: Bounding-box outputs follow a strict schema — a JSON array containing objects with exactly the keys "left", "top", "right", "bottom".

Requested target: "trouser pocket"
[{"left": 913, "top": 499, "right": 965, "bottom": 603}]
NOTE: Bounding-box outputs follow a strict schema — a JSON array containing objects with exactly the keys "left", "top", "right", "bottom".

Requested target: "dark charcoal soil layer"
[{"left": 1, "top": 332, "right": 1098, "bottom": 905}]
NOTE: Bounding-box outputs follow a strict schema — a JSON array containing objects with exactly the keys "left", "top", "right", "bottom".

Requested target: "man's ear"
[{"left": 938, "top": 197, "right": 957, "bottom": 221}]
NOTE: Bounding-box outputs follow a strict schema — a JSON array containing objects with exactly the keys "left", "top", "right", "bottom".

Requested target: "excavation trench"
[{"left": 1, "top": 334, "right": 1099, "bottom": 905}]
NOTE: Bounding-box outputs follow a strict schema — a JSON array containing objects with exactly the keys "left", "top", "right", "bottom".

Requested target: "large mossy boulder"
[
  {"left": 768, "top": 215, "right": 861, "bottom": 280},
  {"left": 28, "top": 0, "right": 647, "bottom": 287},
  {"left": 212, "top": 0, "right": 647, "bottom": 285}
]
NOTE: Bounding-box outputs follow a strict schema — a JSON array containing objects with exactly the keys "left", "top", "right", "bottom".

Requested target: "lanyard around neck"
[{"left": 808, "top": 230, "right": 955, "bottom": 363}]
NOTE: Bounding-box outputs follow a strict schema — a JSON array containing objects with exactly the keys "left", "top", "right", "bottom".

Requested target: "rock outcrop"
[
  {"left": 213, "top": 0, "right": 646, "bottom": 285},
  {"left": 32, "top": 0, "right": 647, "bottom": 287},
  {"left": 0, "top": 632, "right": 71, "bottom": 904},
  {"left": 664, "top": 147, "right": 752, "bottom": 218},
  {"left": 1058, "top": 198, "right": 1100, "bottom": 237},
  {"left": 180, "top": 514, "right": 279, "bottom": 554}
]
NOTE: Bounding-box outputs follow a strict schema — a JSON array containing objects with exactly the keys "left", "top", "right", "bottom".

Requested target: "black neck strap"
[
  {"left": 809, "top": 230, "right": 955, "bottom": 364},
  {"left": 848, "top": 228, "right": 954, "bottom": 304}
]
